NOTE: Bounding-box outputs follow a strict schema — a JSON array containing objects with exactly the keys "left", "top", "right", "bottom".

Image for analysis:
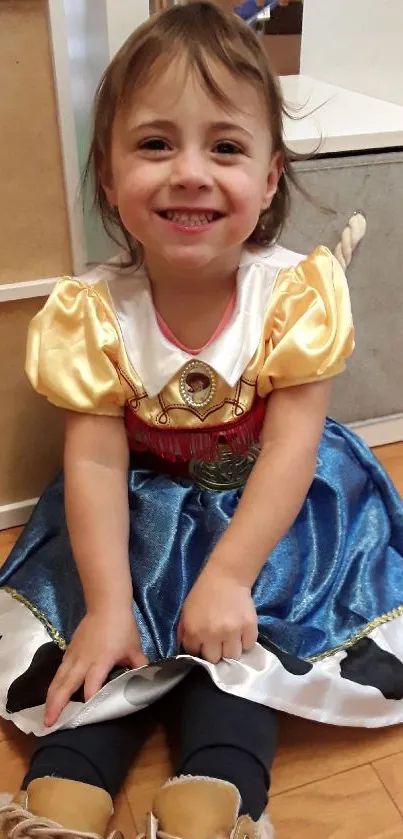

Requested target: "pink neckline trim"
[{"left": 155, "top": 291, "right": 236, "bottom": 355}]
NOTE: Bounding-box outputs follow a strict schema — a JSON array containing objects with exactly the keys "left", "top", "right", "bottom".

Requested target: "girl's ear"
[
  {"left": 102, "top": 182, "right": 118, "bottom": 208},
  {"left": 100, "top": 160, "right": 118, "bottom": 207},
  {"left": 262, "top": 151, "right": 284, "bottom": 210}
]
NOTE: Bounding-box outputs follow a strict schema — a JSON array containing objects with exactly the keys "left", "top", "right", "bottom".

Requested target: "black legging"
[{"left": 23, "top": 668, "right": 277, "bottom": 821}]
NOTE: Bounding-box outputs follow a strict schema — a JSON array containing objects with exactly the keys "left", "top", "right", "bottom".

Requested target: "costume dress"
[{"left": 1, "top": 245, "right": 403, "bottom": 737}]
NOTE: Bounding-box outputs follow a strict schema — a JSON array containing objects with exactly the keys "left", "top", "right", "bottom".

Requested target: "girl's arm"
[
  {"left": 180, "top": 381, "right": 331, "bottom": 662},
  {"left": 64, "top": 411, "right": 133, "bottom": 612},
  {"left": 210, "top": 379, "right": 331, "bottom": 585},
  {"left": 45, "top": 412, "right": 147, "bottom": 727}
]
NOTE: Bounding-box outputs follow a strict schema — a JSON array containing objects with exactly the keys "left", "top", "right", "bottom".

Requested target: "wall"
[
  {"left": 0, "top": 0, "right": 72, "bottom": 285},
  {"left": 301, "top": 0, "right": 403, "bottom": 106},
  {"left": 0, "top": 299, "right": 64, "bottom": 507},
  {"left": 106, "top": 0, "right": 149, "bottom": 57},
  {"left": 0, "top": 0, "right": 69, "bottom": 512}
]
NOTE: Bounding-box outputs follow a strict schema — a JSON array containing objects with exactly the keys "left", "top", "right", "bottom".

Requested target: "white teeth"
[{"left": 164, "top": 211, "right": 217, "bottom": 226}]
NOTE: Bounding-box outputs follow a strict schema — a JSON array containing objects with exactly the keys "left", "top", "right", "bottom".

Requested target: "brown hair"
[{"left": 84, "top": 0, "right": 298, "bottom": 266}]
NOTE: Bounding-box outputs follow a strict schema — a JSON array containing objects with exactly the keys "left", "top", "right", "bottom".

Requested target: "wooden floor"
[{"left": 0, "top": 443, "right": 403, "bottom": 838}]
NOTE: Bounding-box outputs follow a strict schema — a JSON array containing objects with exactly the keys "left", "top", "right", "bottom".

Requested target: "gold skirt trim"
[
  {"left": 2, "top": 587, "right": 403, "bottom": 664},
  {"left": 3, "top": 586, "right": 66, "bottom": 651},
  {"left": 308, "top": 604, "right": 403, "bottom": 662}
]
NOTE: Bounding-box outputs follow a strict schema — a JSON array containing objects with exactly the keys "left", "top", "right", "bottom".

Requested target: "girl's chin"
[
  {"left": 155, "top": 243, "right": 238, "bottom": 272},
  {"left": 156, "top": 253, "right": 216, "bottom": 272}
]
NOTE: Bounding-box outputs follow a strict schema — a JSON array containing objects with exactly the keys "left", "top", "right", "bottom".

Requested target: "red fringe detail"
[{"left": 125, "top": 399, "right": 266, "bottom": 463}]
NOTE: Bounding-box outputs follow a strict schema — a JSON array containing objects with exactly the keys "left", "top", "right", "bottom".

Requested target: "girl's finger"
[
  {"left": 222, "top": 637, "right": 243, "bottom": 661},
  {"left": 177, "top": 619, "right": 184, "bottom": 645},
  {"left": 200, "top": 641, "right": 223, "bottom": 665},
  {"left": 84, "top": 660, "right": 115, "bottom": 702},
  {"left": 241, "top": 622, "right": 259, "bottom": 651},
  {"left": 45, "top": 659, "right": 78, "bottom": 714},
  {"left": 182, "top": 632, "right": 202, "bottom": 658},
  {"left": 47, "top": 653, "right": 73, "bottom": 689},
  {"left": 45, "top": 661, "right": 86, "bottom": 728},
  {"left": 127, "top": 647, "right": 149, "bottom": 669}
]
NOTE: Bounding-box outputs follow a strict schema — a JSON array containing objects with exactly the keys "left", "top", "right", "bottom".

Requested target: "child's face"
[{"left": 103, "top": 57, "right": 281, "bottom": 278}]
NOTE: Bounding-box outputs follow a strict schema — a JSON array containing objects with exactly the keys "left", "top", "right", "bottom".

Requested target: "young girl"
[{"left": 1, "top": 2, "right": 403, "bottom": 838}]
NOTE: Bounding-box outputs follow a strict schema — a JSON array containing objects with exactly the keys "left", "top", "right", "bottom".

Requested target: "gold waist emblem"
[{"left": 189, "top": 445, "right": 260, "bottom": 491}]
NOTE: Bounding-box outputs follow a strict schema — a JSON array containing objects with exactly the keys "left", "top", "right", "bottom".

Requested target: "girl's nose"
[{"left": 170, "top": 148, "right": 213, "bottom": 191}]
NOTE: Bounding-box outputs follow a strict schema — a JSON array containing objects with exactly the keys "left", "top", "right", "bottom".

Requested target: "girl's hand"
[
  {"left": 45, "top": 609, "right": 148, "bottom": 727},
  {"left": 178, "top": 566, "right": 258, "bottom": 664}
]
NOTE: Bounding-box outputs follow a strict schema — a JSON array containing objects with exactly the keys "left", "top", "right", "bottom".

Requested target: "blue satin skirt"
[{"left": 1, "top": 418, "right": 403, "bottom": 734}]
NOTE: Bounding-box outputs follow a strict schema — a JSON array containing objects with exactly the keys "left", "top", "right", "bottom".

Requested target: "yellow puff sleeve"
[
  {"left": 26, "top": 277, "right": 125, "bottom": 415},
  {"left": 257, "top": 247, "right": 354, "bottom": 396}
]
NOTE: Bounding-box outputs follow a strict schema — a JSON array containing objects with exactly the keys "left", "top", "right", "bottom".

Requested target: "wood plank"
[
  {"left": 269, "top": 765, "right": 403, "bottom": 839},
  {"left": 0, "top": 735, "right": 34, "bottom": 793},
  {"left": 0, "top": 528, "right": 22, "bottom": 547},
  {"left": 374, "top": 443, "right": 403, "bottom": 463},
  {"left": 125, "top": 727, "right": 172, "bottom": 832},
  {"left": 109, "top": 792, "right": 138, "bottom": 838},
  {"left": 374, "top": 443, "right": 403, "bottom": 495},
  {"left": 0, "top": 526, "right": 22, "bottom": 566},
  {"left": 272, "top": 715, "right": 403, "bottom": 795},
  {"left": 373, "top": 752, "right": 403, "bottom": 817}
]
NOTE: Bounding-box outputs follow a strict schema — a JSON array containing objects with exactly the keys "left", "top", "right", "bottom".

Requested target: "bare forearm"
[
  {"left": 65, "top": 455, "right": 132, "bottom": 613},
  {"left": 210, "top": 441, "right": 316, "bottom": 586}
]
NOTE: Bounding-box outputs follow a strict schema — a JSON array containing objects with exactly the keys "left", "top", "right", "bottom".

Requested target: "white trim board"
[
  {"left": 47, "top": 0, "right": 87, "bottom": 276},
  {"left": 0, "top": 415, "right": 402, "bottom": 531},
  {"left": 0, "top": 499, "right": 38, "bottom": 532},
  {"left": 0, "top": 278, "right": 59, "bottom": 304},
  {"left": 106, "top": 0, "right": 149, "bottom": 57},
  {"left": 351, "top": 414, "right": 403, "bottom": 449}
]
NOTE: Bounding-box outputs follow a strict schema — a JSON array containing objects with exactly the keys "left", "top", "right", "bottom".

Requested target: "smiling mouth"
[{"left": 157, "top": 210, "right": 223, "bottom": 227}]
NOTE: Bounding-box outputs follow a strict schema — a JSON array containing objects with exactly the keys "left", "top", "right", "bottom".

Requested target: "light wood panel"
[
  {"left": 0, "top": 0, "right": 72, "bottom": 283},
  {"left": 0, "top": 298, "right": 64, "bottom": 505}
]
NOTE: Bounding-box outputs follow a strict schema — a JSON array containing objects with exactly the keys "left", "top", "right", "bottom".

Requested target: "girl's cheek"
[
  {"left": 124, "top": 171, "right": 162, "bottom": 199},
  {"left": 223, "top": 170, "right": 259, "bottom": 200}
]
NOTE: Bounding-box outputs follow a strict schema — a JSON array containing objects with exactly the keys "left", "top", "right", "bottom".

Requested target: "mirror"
[
  {"left": 149, "top": 1, "right": 300, "bottom": 24},
  {"left": 148, "top": 1, "right": 303, "bottom": 76},
  {"left": 149, "top": 1, "right": 180, "bottom": 12}
]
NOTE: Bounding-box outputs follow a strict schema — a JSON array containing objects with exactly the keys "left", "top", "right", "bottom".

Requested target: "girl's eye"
[
  {"left": 138, "top": 138, "right": 170, "bottom": 152},
  {"left": 214, "top": 141, "right": 243, "bottom": 156}
]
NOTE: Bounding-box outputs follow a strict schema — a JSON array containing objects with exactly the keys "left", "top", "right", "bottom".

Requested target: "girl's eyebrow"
[
  {"left": 209, "top": 120, "right": 254, "bottom": 139},
  {"left": 129, "top": 118, "right": 254, "bottom": 139},
  {"left": 129, "top": 119, "right": 177, "bottom": 133}
]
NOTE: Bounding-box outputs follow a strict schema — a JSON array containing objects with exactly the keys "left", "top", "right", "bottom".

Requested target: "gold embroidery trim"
[
  {"left": 307, "top": 604, "right": 403, "bottom": 662},
  {"left": 3, "top": 586, "right": 67, "bottom": 651},
  {"left": 3, "top": 587, "right": 403, "bottom": 664}
]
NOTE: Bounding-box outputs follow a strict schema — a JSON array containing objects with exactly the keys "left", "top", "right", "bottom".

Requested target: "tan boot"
[
  {"left": 0, "top": 778, "right": 122, "bottom": 839},
  {"left": 140, "top": 777, "right": 274, "bottom": 839}
]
